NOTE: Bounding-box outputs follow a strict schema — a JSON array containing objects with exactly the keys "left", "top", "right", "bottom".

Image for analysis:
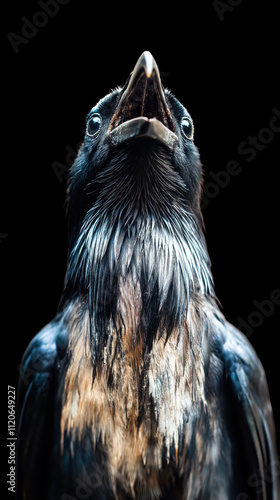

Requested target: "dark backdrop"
[{"left": 2, "top": 0, "right": 279, "bottom": 453}]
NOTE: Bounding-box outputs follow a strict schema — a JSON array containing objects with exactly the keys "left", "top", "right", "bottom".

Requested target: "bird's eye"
[
  {"left": 181, "top": 117, "right": 194, "bottom": 140},
  {"left": 86, "top": 114, "right": 102, "bottom": 137}
]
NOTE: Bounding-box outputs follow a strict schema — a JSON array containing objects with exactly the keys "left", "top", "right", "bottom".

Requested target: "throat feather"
[{"left": 66, "top": 210, "right": 213, "bottom": 352}]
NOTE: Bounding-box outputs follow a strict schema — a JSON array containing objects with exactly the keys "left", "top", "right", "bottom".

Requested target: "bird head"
[
  {"left": 67, "top": 51, "right": 203, "bottom": 244},
  {"left": 63, "top": 52, "right": 213, "bottom": 347}
]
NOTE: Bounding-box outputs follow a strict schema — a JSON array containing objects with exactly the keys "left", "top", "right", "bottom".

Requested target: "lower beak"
[{"left": 107, "top": 51, "right": 178, "bottom": 151}]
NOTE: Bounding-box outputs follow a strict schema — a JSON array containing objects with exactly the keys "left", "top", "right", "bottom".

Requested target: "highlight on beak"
[{"left": 107, "top": 51, "right": 178, "bottom": 150}]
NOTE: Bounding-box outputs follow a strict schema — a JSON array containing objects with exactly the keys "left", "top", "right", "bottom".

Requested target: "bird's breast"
[{"left": 59, "top": 295, "right": 214, "bottom": 496}]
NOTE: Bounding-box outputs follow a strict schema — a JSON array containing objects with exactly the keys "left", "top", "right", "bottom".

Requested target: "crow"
[{"left": 17, "top": 51, "right": 279, "bottom": 500}]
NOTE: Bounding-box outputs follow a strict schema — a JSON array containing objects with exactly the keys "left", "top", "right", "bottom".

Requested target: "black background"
[{"left": 2, "top": 0, "right": 279, "bottom": 456}]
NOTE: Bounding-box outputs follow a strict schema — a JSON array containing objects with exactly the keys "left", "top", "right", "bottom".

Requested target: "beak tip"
[{"left": 137, "top": 51, "right": 157, "bottom": 78}]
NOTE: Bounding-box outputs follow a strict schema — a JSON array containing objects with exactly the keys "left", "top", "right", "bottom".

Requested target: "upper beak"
[{"left": 107, "top": 51, "right": 178, "bottom": 150}]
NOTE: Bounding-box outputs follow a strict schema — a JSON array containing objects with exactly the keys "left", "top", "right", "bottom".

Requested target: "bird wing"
[
  {"left": 221, "top": 319, "right": 279, "bottom": 500},
  {"left": 16, "top": 318, "right": 67, "bottom": 500}
]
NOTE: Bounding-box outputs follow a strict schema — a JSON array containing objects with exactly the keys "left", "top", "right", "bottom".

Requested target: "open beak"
[{"left": 107, "top": 51, "right": 178, "bottom": 150}]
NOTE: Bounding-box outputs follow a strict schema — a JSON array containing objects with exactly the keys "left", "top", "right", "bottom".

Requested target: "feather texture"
[{"left": 16, "top": 52, "right": 279, "bottom": 500}]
